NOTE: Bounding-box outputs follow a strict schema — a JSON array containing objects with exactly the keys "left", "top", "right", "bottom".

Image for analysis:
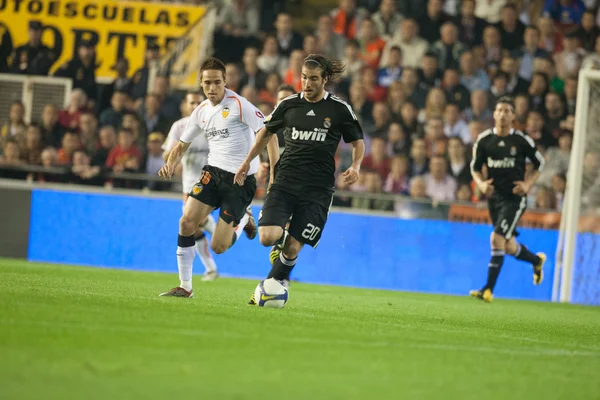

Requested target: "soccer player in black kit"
[
  {"left": 470, "top": 96, "right": 547, "bottom": 303},
  {"left": 235, "top": 54, "right": 365, "bottom": 304}
]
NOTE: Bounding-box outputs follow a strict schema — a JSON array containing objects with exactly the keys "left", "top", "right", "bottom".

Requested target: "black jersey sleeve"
[
  {"left": 470, "top": 131, "right": 488, "bottom": 175},
  {"left": 519, "top": 132, "right": 546, "bottom": 171},
  {"left": 264, "top": 96, "right": 293, "bottom": 133},
  {"left": 332, "top": 96, "right": 364, "bottom": 143}
]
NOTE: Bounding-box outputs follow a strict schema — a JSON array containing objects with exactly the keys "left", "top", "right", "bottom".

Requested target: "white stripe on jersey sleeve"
[
  {"left": 469, "top": 128, "right": 493, "bottom": 174},
  {"left": 331, "top": 95, "right": 358, "bottom": 121},
  {"left": 515, "top": 130, "right": 546, "bottom": 171},
  {"left": 265, "top": 93, "right": 297, "bottom": 122}
]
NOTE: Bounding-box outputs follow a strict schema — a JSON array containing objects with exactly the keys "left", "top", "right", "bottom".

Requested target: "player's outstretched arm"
[
  {"left": 342, "top": 139, "right": 365, "bottom": 185},
  {"left": 234, "top": 127, "right": 274, "bottom": 185},
  {"left": 159, "top": 141, "right": 190, "bottom": 180}
]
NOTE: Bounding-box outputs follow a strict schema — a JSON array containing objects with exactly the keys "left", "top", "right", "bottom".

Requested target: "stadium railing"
[{"left": 0, "top": 74, "right": 72, "bottom": 127}]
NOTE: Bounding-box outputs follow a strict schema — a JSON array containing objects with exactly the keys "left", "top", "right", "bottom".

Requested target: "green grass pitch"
[{"left": 1, "top": 259, "right": 599, "bottom": 400}]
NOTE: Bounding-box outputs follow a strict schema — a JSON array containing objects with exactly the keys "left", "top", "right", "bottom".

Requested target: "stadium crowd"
[{"left": 1, "top": 0, "right": 600, "bottom": 218}]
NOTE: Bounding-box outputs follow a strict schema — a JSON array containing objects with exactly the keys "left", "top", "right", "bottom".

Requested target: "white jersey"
[
  {"left": 180, "top": 88, "right": 263, "bottom": 175},
  {"left": 163, "top": 116, "right": 209, "bottom": 193}
]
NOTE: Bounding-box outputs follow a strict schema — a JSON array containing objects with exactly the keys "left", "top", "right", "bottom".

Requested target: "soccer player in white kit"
[
  {"left": 158, "top": 57, "right": 264, "bottom": 298},
  {"left": 162, "top": 91, "right": 220, "bottom": 282}
]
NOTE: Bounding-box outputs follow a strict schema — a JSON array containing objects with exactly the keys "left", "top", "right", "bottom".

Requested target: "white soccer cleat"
[{"left": 202, "top": 270, "right": 218, "bottom": 282}]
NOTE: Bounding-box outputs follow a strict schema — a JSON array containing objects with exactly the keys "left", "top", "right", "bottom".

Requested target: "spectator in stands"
[
  {"left": 535, "top": 185, "right": 557, "bottom": 210},
  {"left": 315, "top": 15, "right": 346, "bottom": 61},
  {"left": 330, "top": 0, "right": 367, "bottom": 40},
  {"left": 538, "top": 15, "right": 563, "bottom": 53},
  {"left": 58, "top": 89, "right": 87, "bottom": 131},
  {"left": 371, "top": 0, "right": 403, "bottom": 40},
  {"left": 10, "top": 20, "right": 55, "bottom": 76},
  {"left": 152, "top": 76, "right": 181, "bottom": 121},
  {"left": 500, "top": 54, "right": 530, "bottom": 95},
  {"left": 225, "top": 63, "right": 243, "bottom": 93},
  {"left": 140, "top": 93, "right": 170, "bottom": 136},
  {"left": 489, "top": 71, "right": 510, "bottom": 106},
  {"left": 131, "top": 43, "right": 160, "bottom": 104},
  {"left": 443, "top": 103, "right": 470, "bottom": 144},
  {"left": 497, "top": 4, "right": 525, "bottom": 51},
  {"left": 273, "top": 13, "right": 303, "bottom": 57},
  {"left": 554, "top": 31, "right": 586, "bottom": 80},
  {"left": 1, "top": 101, "right": 26, "bottom": 146},
  {"left": 122, "top": 111, "right": 143, "bottom": 146},
  {"left": 398, "top": 100, "right": 422, "bottom": 138},
  {"left": 528, "top": 71, "right": 550, "bottom": 111},
  {"left": 446, "top": 136, "right": 471, "bottom": 185},
  {"left": 424, "top": 116, "right": 447, "bottom": 157},
  {"left": 368, "top": 101, "right": 391, "bottom": 137},
  {"left": 423, "top": 155, "right": 457, "bottom": 202},
  {"left": 282, "top": 49, "right": 305, "bottom": 93},
  {"left": 69, "top": 150, "right": 104, "bottom": 187},
  {"left": 475, "top": 0, "right": 506, "bottom": 24},
  {"left": 21, "top": 124, "right": 43, "bottom": 166},
  {"left": 302, "top": 35, "right": 320, "bottom": 57},
  {"left": 384, "top": 154, "right": 410, "bottom": 194},
  {"left": 380, "top": 19, "right": 428, "bottom": 69},
  {"left": 398, "top": 68, "right": 424, "bottom": 110},
  {"left": 99, "top": 91, "right": 128, "bottom": 130},
  {"left": 341, "top": 40, "right": 364, "bottom": 82},
  {"left": 431, "top": 22, "right": 465, "bottom": 71},
  {"left": 418, "top": 0, "right": 450, "bottom": 44},
  {"left": 514, "top": 26, "right": 550, "bottom": 81},
  {"left": 348, "top": 80, "right": 373, "bottom": 125},
  {"left": 544, "top": 91, "right": 566, "bottom": 136},
  {"left": 409, "top": 175, "right": 429, "bottom": 199},
  {"left": 79, "top": 112, "right": 99, "bottom": 155},
  {"left": 526, "top": 110, "right": 557, "bottom": 149},
  {"left": 357, "top": 18, "right": 386, "bottom": 69},
  {"left": 0, "top": 22, "right": 12, "bottom": 73},
  {"left": 533, "top": 56, "right": 562, "bottom": 93},
  {"left": 464, "top": 89, "right": 493, "bottom": 125},
  {"left": 144, "top": 132, "right": 167, "bottom": 191},
  {"left": 386, "top": 81, "right": 406, "bottom": 117},
  {"left": 456, "top": 0, "right": 487, "bottom": 48},
  {"left": 240, "top": 47, "right": 267, "bottom": 90},
  {"left": 362, "top": 137, "right": 390, "bottom": 179},
  {"left": 468, "top": 120, "right": 485, "bottom": 145},
  {"left": 0, "top": 138, "right": 26, "bottom": 180},
  {"left": 456, "top": 184, "right": 472, "bottom": 202},
  {"left": 39, "top": 104, "right": 63, "bottom": 148},
  {"left": 543, "top": 0, "right": 585, "bottom": 30},
  {"left": 106, "top": 127, "right": 142, "bottom": 175},
  {"left": 419, "top": 87, "right": 446, "bottom": 124},
  {"left": 360, "top": 171, "right": 394, "bottom": 211},
  {"left": 257, "top": 35, "right": 286, "bottom": 74},
  {"left": 409, "top": 137, "right": 429, "bottom": 176},
  {"left": 539, "top": 130, "right": 571, "bottom": 187},
  {"left": 459, "top": 50, "right": 491, "bottom": 92},
  {"left": 361, "top": 67, "right": 386, "bottom": 103},
  {"left": 514, "top": 94, "right": 530, "bottom": 131},
  {"left": 241, "top": 86, "right": 260, "bottom": 105},
  {"left": 387, "top": 121, "right": 410, "bottom": 155},
  {"left": 218, "top": 0, "right": 260, "bottom": 39},
  {"left": 442, "top": 68, "right": 470, "bottom": 110},
  {"left": 377, "top": 46, "right": 402, "bottom": 87},
  {"left": 54, "top": 40, "right": 97, "bottom": 109},
  {"left": 259, "top": 72, "right": 282, "bottom": 105},
  {"left": 38, "top": 147, "right": 61, "bottom": 183},
  {"left": 417, "top": 52, "right": 441, "bottom": 91},
  {"left": 574, "top": 10, "right": 599, "bottom": 52},
  {"left": 57, "top": 131, "right": 81, "bottom": 165},
  {"left": 92, "top": 126, "right": 116, "bottom": 167},
  {"left": 112, "top": 57, "right": 133, "bottom": 95},
  {"left": 481, "top": 25, "right": 503, "bottom": 68},
  {"left": 563, "top": 75, "right": 577, "bottom": 115},
  {"left": 552, "top": 173, "right": 566, "bottom": 210}
]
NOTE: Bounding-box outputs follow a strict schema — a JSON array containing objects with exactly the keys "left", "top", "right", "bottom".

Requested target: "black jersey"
[
  {"left": 265, "top": 92, "right": 363, "bottom": 196},
  {"left": 471, "top": 128, "right": 545, "bottom": 200}
]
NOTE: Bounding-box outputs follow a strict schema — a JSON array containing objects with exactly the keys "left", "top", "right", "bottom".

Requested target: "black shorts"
[
  {"left": 258, "top": 184, "right": 333, "bottom": 247},
  {"left": 488, "top": 196, "right": 528, "bottom": 239},
  {"left": 189, "top": 165, "right": 256, "bottom": 226}
]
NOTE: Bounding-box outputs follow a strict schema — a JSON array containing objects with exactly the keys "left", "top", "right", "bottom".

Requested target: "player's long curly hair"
[{"left": 303, "top": 54, "right": 345, "bottom": 84}]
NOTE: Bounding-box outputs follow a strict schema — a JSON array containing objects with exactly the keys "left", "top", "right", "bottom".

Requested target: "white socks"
[
  {"left": 177, "top": 245, "right": 195, "bottom": 291},
  {"left": 235, "top": 212, "right": 249, "bottom": 241},
  {"left": 195, "top": 236, "right": 217, "bottom": 273},
  {"left": 203, "top": 214, "right": 216, "bottom": 235}
]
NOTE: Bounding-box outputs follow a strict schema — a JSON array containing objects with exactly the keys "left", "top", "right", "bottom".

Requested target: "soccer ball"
[{"left": 254, "top": 278, "right": 289, "bottom": 308}]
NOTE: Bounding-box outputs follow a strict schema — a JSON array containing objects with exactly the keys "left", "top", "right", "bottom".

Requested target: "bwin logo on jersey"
[
  {"left": 487, "top": 157, "right": 516, "bottom": 168},
  {"left": 291, "top": 127, "right": 327, "bottom": 142}
]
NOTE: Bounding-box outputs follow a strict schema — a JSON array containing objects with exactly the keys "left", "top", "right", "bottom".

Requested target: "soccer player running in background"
[
  {"left": 234, "top": 54, "right": 365, "bottom": 304},
  {"left": 162, "top": 91, "right": 219, "bottom": 282},
  {"left": 469, "top": 96, "right": 547, "bottom": 303},
  {"left": 158, "top": 57, "right": 263, "bottom": 298}
]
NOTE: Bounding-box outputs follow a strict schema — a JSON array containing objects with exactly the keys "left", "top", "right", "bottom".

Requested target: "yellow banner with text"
[{"left": 0, "top": 0, "right": 206, "bottom": 80}]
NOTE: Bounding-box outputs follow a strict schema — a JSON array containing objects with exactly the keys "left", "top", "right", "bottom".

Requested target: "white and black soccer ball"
[{"left": 254, "top": 278, "right": 289, "bottom": 308}]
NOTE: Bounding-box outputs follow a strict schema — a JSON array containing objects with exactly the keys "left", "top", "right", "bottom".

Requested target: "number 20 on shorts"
[{"left": 302, "top": 223, "right": 321, "bottom": 241}]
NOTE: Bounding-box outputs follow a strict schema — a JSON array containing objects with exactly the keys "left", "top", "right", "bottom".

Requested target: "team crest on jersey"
[
  {"left": 510, "top": 146, "right": 517, "bottom": 156},
  {"left": 192, "top": 183, "right": 203, "bottom": 195},
  {"left": 323, "top": 117, "right": 331, "bottom": 129},
  {"left": 221, "top": 107, "right": 230, "bottom": 119}
]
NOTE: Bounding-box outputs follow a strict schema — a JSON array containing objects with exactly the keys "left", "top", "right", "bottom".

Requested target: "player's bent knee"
[
  {"left": 505, "top": 238, "right": 518, "bottom": 255},
  {"left": 211, "top": 241, "right": 229, "bottom": 254},
  {"left": 491, "top": 233, "right": 507, "bottom": 250},
  {"left": 258, "top": 226, "right": 284, "bottom": 247},
  {"left": 179, "top": 217, "right": 197, "bottom": 236}
]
